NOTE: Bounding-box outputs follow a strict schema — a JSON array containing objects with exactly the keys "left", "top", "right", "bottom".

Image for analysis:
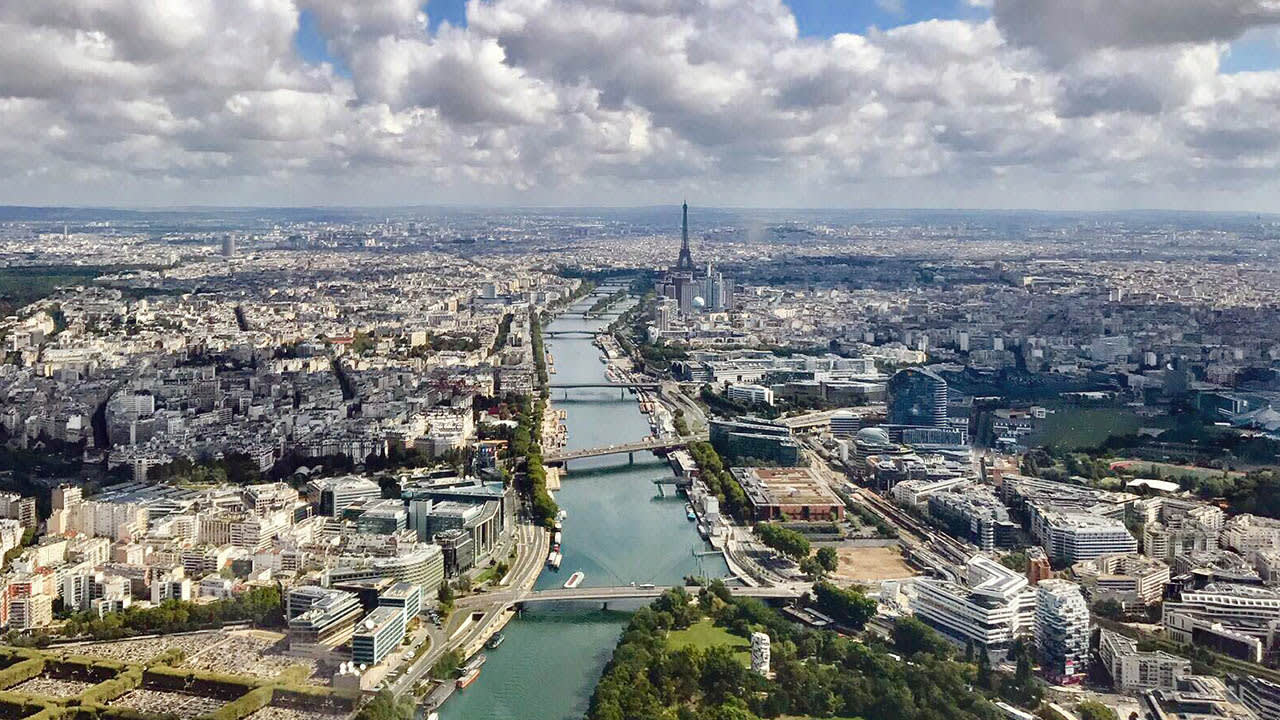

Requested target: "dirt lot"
[{"left": 829, "top": 545, "right": 918, "bottom": 584}]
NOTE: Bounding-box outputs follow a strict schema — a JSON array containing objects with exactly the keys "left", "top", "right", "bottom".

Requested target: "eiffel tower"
[{"left": 676, "top": 201, "right": 694, "bottom": 271}]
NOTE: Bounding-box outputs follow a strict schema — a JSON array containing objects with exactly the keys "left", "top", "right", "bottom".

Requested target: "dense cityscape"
[
  {"left": 0, "top": 204, "right": 1275, "bottom": 720},
  {"left": 10, "top": 0, "right": 1280, "bottom": 718}
]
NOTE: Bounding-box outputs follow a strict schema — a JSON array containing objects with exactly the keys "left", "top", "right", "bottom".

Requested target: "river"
[{"left": 439, "top": 290, "right": 727, "bottom": 720}]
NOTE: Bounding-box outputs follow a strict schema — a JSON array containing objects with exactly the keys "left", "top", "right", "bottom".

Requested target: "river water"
[{"left": 440, "top": 291, "right": 727, "bottom": 720}]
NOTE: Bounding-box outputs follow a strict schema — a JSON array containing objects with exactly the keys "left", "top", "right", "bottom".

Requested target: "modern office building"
[
  {"left": 329, "top": 545, "right": 445, "bottom": 598},
  {"left": 434, "top": 528, "right": 475, "bottom": 577},
  {"left": 417, "top": 500, "right": 501, "bottom": 563},
  {"left": 401, "top": 476, "right": 516, "bottom": 543},
  {"left": 353, "top": 499, "right": 408, "bottom": 535},
  {"left": 1037, "top": 510, "right": 1137, "bottom": 563},
  {"left": 378, "top": 581, "right": 422, "bottom": 620},
  {"left": 310, "top": 476, "right": 382, "bottom": 518},
  {"left": 887, "top": 367, "right": 948, "bottom": 428},
  {"left": 911, "top": 555, "right": 1036, "bottom": 657},
  {"left": 1143, "top": 676, "right": 1259, "bottom": 720},
  {"left": 727, "top": 384, "right": 774, "bottom": 407},
  {"left": 709, "top": 418, "right": 801, "bottom": 465},
  {"left": 1033, "top": 579, "right": 1090, "bottom": 680},
  {"left": 830, "top": 410, "right": 862, "bottom": 437},
  {"left": 927, "top": 485, "right": 1018, "bottom": 551},
  {"left": 287, "top": 586, "right": 363, "bottom": 655},
  {"left": 351, "top": 606, "right": 406, "bottom": 667},
  {"left": 1098, "top": 628, "right": 1191, "bottom": 693},
  {"left": 1072, "top": 553, "right": 1171, "bottom": 607},
  {"left": 1163, "top": 583, "right": 1280, "bottom": 661},
  {"left": 1233, "top": 674, "right": 1280, "bottom": 720}
]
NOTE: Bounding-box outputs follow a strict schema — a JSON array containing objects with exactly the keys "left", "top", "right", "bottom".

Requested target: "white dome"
[
  {"left": 855, "top": 427, "right": 891, "bottom": 445},
  {"left": 692, "top": 296, "right": 706, "bottom": 308}
]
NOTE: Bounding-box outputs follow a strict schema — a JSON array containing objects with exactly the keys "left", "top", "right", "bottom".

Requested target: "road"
[
  {"left": 388, "top": 519, "right": 548, "bottom": 698},
  {"left": 661, "top": 381, "right": 709, "bottom": 433}
]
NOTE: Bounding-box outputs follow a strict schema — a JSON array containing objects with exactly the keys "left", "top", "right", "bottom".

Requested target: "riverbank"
[{"left": 437, "top": 290, "right": 728, "bottom": 719}]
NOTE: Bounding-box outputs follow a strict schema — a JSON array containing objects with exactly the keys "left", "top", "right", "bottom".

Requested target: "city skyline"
[{"left": 6, "top": 1, "right": 1280, "bottom": 211}]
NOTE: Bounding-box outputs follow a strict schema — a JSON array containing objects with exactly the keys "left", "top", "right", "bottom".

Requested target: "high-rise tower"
[{"left": 676, "top": 201, "right": 694, "bottom": 271}]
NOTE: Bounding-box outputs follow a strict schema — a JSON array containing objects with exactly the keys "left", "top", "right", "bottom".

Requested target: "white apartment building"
[
  {"left": 1098, "top": 628, "right": 1191, "bottom": 693},
  {"left": 1072, "top": 553, "right": 1171, "bottom": 606},
  {"left": 1163, "top": 583, "right": 1280, "bottom": 653},
  {"left": 911, "top": 555, "right": 1036, "bottom": 656},
  {"left": 727, "top": 383, "right": 774, "bottom": 406},
  {"left": 1034, "top": 580, "right": 1090, "bottom": 679},
  {"left": 1223, "top": 515, "right": 1280, "bottom": 555},
  {"left": 1038, "top": 510, "right": 1137, "bottom": 563}
]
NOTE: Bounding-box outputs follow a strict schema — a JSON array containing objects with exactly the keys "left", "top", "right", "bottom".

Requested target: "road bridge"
[
  {"left": 543, "top": 330, "right": 599, "bottom": 337},
  {"left": 547, "top": 381, "right": 660, "bottom": 390},
  {"left": 544, "top": 433, "right": 708, "bottom": 464},
  {"left": 456, "top": 584, "right": 803, "bottom": 611}
]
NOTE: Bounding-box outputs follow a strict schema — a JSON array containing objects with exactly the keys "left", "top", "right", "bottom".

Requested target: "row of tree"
[
  {"left": 60, "top": 586, "right": 283, "bottom": 640},
  {"left": 686, "top": 441, "right": 748, "bottom": 521}
]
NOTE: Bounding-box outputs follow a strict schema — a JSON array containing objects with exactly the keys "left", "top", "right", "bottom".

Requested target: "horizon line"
[{"left": 0, "top": 203, "right": 1277, "bottom": 217}]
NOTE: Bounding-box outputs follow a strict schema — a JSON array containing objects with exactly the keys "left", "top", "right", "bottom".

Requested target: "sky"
[{"left": 4, "top": 0, "right": 1280, "bottom": 211}]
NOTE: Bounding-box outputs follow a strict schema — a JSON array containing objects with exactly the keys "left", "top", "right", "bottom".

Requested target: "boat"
[
  {"left": 547, "top": 551, "right": 562, "bottom": 570},
  {"left": 456, "top": 655, "right": 487, "bottom": 689},
  {"left": 685, "top": 504, "right": 696, "bottom": 521},
  {"left": 563, "top": 571, "right": 585, "bottom": 589},
  {"left": 553, "top": 520, "right": 563, "bottom": 532},
  {"left": 486, "top": 633, "right": 505, "bottom": 650}
]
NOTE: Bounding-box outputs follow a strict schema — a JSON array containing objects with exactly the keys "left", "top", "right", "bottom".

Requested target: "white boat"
[
  {"left": 563, "top": 571, "right": 585, "bottom": 589},
  {"left": 547, "top": 551, "right": 562, "bottom": 570}
]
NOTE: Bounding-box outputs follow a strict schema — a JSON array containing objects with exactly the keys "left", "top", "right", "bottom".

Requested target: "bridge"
[
  {"left": 523, "top": 584, "right": 801, "bottom": 604},
  {"left": 544, "top": 330, "right": 599, "bottom": 337},
  {"left": 544, "top": 432, "right": 708, "bottom": 464},
  {"left": 548, "top": 381, "right": 660, "bottom": 390}
]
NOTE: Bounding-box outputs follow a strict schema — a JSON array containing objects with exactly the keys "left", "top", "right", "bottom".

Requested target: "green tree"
[
  {"left": 892, "top": 616, "right": 951, "bottom": 658},
  {"left": 355, "top": 691, "right": 414, "bottom": 720},
  {"left": 1078, "top": 701, "right": 1117, "bottom": 720},
  {"left": 815, "top": 546, "right": 839, "bottom": 573},
  {"left": 754, "top": 523, "right": 810, "bottom": 561},
  {"left": 811, "top": 582, "right": 876, "bottom": 630}
]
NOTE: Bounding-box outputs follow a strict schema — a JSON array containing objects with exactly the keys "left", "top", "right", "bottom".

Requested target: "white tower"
[{"left": 750, "top": 631, "right": 771, "bottom": 676}]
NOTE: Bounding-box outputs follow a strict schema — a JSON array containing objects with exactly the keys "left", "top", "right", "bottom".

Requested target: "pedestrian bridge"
[{"left": 544, "top": 433, "right": 708, "bottom": 463}]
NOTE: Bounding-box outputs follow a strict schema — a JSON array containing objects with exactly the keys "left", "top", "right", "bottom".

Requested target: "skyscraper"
[
  {"left": 221, "top": 234, "right": 237, "bottom": 258},
  {"left": 886, "top": 367, "right": 949, "bottom": 428}
]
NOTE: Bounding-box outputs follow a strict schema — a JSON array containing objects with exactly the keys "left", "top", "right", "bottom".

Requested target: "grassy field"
[
  {"left": 1032, "top": 407, "right": 1143, "bottom": 449},
  {"left": 666, "top": 620, "right": 751, "bottom": 666},
  {"left": 1110, "top": 460, "right": 1246, "bottom": 481}
]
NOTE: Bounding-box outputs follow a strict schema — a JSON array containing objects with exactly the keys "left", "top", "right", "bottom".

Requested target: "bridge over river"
[{"left": 543, "top": 432, "right": 708, "bottom": 464}]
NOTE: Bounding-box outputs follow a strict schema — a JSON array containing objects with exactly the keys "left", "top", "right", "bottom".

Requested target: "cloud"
[
  {"left": 993, "top": 0, "right": 1280, "bottom": 64},
  {"left": 1, "top": 0, "right": 1279, "bottom": 208}
]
